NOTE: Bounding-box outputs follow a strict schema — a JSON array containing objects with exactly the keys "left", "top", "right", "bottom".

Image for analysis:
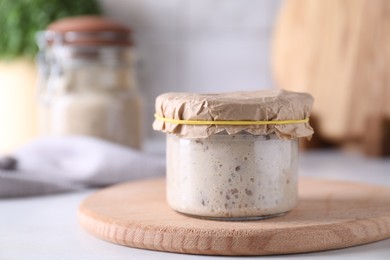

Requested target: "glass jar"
[
  {"left": 166, "top": 133, "right": 299, "bottom": 220},
  {"left": 37, "top": 16, "right": 142, "bottom": 149},
  {"left": 153, "top": 90, "right": 313, "bottom": 220}
]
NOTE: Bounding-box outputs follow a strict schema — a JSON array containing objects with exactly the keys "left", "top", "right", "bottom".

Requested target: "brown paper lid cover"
[{"left": 153, "top": 89, "right": 314, "bottom": 139}]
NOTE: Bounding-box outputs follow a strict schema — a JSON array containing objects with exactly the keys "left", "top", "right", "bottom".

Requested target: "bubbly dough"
[{"left": 166, "top": 134, "right": 298, "bottom": 219}]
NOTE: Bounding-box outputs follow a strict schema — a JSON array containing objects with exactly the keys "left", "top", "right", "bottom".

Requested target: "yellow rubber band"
[{"left": 154, "top": 114, "right": 309, "bottom": 126}]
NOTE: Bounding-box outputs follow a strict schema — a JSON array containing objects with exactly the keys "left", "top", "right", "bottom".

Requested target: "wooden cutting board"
[
  {"left": 78, "top": 178, "right": 390, "bottom": 256},
  {"left": 272, "top": 0, "right": 390, "bottom": 142}
]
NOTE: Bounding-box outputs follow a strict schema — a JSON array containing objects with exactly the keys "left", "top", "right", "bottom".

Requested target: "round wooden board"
[{"left": 78, "top": 178, "right": 390, "bottom": 256}]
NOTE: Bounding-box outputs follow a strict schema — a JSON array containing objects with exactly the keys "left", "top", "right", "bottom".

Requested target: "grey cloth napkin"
[{"left": 0, "top": 136, "right": 166, "bottom": 198}]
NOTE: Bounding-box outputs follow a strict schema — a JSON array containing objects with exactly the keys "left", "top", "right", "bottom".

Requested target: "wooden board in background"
[
  {"left": 272, "top": 0, "right": 390, "bottom": 142},
  {"left": 79, "top": 178, "right": 390, "bottom": 256}
]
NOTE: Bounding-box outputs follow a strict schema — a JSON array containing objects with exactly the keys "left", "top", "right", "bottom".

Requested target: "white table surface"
[{"left": 1, "top": 148, "right": 390, "bottom": 260}]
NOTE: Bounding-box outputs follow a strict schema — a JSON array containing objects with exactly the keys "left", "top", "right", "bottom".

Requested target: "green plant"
[{"left": 0, "top": 0, "right": 101, "bottom": 59}]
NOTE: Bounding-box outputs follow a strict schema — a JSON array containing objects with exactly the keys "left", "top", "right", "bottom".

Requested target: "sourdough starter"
[{"left": 166, "top": 134, "right": 298, "bottom": 219}]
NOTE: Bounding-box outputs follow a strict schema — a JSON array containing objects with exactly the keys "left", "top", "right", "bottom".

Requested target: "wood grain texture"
[
  {"left": 78, "top": 178, "right": 390, "bottom": 256},
  {"left": 272, "top": 0, "right": 390, "bottom": 142}
]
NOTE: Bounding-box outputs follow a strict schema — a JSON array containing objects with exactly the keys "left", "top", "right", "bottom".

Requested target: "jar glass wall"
[
  {"left": 37, "top": 25, "right": 142, "bottom": 149},
  {"left": 166, "top": 133, "right": 299, "bottom": 220}
]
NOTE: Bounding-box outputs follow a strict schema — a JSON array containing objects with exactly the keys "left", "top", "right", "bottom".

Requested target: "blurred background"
[
  {"left": 0, "top": 0, "right": 389, "bottom": 157},
  {"left": 1, "top": 2, "right": 389, "bottom": 257}
]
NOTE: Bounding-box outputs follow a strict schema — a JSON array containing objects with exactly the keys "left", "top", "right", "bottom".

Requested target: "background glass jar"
[
  {"left": 36, "top": 18, "right": 142, "bottom": 149},
  {"left": 166, "top": 133, "right": 299, "bottom": 220}
]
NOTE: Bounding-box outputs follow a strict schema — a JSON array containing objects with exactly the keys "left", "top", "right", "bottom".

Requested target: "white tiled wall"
[{"left": 100, "top": 0, "right": 281, "bottom": 139}]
